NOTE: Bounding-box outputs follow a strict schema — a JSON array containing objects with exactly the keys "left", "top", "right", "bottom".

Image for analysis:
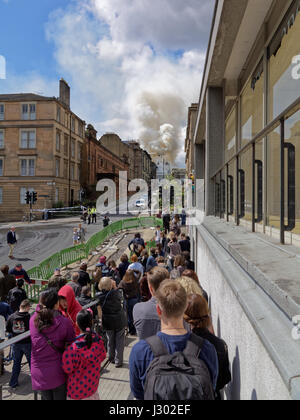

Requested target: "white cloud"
[{"left": 45, "top": 0, "right": 213, "bottom": 166}]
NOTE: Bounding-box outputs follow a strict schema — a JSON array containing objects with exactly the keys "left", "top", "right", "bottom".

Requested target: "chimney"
[{"left": 59, "top": 78, "right": 70, "bottom": 108}]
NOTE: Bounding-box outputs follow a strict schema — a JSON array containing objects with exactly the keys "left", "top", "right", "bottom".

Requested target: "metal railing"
[
  {"left": 27, "top": 216, "right": 163, "bottom": 282},
  {"left": 0, "top": 299, "right": 102, "bottom": 401},
  {"left": 211, "top": 96, "right": 300, "bottom": 244}
]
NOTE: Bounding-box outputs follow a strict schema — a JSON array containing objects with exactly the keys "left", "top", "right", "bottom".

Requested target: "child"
[
  {"left": 62, "top": 309, "right": 106, "bottom": 400},
  {"left": 154, "top": 225, "right": 161, "bottom": 245},
  {"left": 72, "top": 228, "right": 79, "bottom": 246}
]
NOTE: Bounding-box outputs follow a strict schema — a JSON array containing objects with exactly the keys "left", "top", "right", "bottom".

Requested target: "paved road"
[{"left": 0, "top": 216, "right": 126, "bottom": 271}]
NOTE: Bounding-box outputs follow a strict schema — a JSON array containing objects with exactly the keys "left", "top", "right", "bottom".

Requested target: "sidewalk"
[{"left": 0, "top": 227, "right": 155, "bottom": 400}]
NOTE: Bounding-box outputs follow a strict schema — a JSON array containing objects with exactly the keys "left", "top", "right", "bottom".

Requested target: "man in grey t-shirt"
[{"left": 133, "top": 267, "right": 170, "bottom": 340}]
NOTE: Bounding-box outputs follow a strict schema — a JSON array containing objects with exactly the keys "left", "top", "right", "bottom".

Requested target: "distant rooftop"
[{"left": 0, "top": 93, "right": 55, "bottom": 102}]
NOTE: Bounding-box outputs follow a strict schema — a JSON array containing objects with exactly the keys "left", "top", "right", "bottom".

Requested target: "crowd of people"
[{"left": 0, "top": 213, "right": 231, "bottom": 401}]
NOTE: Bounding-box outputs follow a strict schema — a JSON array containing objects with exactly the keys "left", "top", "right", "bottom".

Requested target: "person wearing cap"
[
  {"left": 7, "top": 227, "right": 17, "bottom": 259},
  {"left": 77, "top": 263, "right": 91, "bottom": 288},
  {"left": 48, "top": 268, "right": 67, "bottom": 291},
  {"left": 97, "top": 256, "right": 111, "bottom": 278},
  {"left": 9, "top": 264, "right": 31, "bottom": 285}
]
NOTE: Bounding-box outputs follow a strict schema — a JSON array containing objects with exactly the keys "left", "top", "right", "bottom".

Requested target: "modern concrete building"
[
  {"left": 189, "top": 0, "right": 300, "bottom": 400},
  {"left": 0, "top": 79, "right": 85, "bottom": 221}
]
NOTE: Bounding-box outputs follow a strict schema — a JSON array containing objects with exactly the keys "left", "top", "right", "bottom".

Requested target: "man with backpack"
[
  {"left": 128, "top": 233, "right": 145, "bottom": 257},
  {"left": 7, "top": 279, "right": 28, "bottom": 313},
  {"left": 129, "top": 279, "right": 218, "bottom": 400},
  {"left": 6, "top": 299, "right": 32, "bottom": 389}
]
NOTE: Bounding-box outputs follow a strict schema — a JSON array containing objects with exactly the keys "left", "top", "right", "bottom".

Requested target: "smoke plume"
[{"left": 135, "top": 91, "right": 186, "bottom": 163}]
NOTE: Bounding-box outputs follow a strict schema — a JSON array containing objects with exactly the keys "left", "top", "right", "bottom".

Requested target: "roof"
[{"left": 0, "top": 93, "right": 55, "bottom": 102}]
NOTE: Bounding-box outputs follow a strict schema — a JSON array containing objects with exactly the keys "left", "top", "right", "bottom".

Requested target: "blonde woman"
[{"left": 96, "top": 277, "right": 127, "bottom": 368}]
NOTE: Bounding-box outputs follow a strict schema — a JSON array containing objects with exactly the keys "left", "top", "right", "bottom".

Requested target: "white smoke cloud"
[{"left": 45, "top": 0, "right": 213, "bottom": 166}]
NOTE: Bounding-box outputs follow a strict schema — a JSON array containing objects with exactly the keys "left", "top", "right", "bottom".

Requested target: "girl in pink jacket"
[{"left": 62, "top": 309, "right": 106, "bottom": 400}]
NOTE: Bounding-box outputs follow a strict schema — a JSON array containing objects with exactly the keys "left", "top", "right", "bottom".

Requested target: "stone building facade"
[
  {"left": 0, "top": 79, "right": 85, "bottom": 222},
  {"left": 81, "top": 125, "right": 129, "bottom": 202}
]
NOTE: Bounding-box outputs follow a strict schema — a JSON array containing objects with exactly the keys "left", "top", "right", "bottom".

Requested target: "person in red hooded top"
[{"left": 58, "top": 285, "right": 82, "bottom": 336}]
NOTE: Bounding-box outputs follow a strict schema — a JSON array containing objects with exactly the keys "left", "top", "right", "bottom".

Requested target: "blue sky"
[
  {"left": 0, "top": 0, "right": 214, "bottom": 167},
  {"left": 0, "top": 0, "right": 70, "bottom": 87}
]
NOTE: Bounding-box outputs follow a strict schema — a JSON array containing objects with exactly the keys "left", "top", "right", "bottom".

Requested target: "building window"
[
  {"left": 20, "top": 130, "right": 36, "bottom": 149},
  {"left": 55, "top": 159, "right": 60, "bottom": 178},
  {"left": 0, "top": 130, "right": 4, "bottom": 148},
  {"left": 0, "top": 104, "right": 4, "bottom": 121},
  {"left": 77, "top": 164, "right": 80, "bottom": 180},
  {"left": 57, "top": 106, "right": 61, "bottom": 123},
  {"left": 0, "top": 158, "right": 3, "bottom": 176},
  {"left": 71, "top": 139, "right": 75, "bottom": 158},
  {"left": 70, "top": 163, "right": 75, "bottom": 180},
  {"left": 55, "top": 187, "right": 59, "bottom": 203},
  {"left": 78, "top": 122, "right": 84, "bottom": 138},
  {"left": 20, "top": 187, "right": 34, "bottom": 204},
  {"left": 78, "top": 144, "right": 82, "bottom": 161},
  {"left": 20, "top": 158, "right": 35, "bottom": 176},
  {"left": 0, "top": 187, "right": 2, "bottom": 204},
  {"left": 56, "top": 131, "right": 61, "bottom": 152},
  {"left": 22, "top": 103, "right": 36, "bottom": 120},
  {"left": 64, "top": 160, "right": 68, "bottom": 178},
  {"left": 64, "top": 134, "right": 69, "bottom": 156},
  {"left": 268, "top": 7, "right": 300, "bottom": 121},
  {"left": 71, "top": 117, "right": 75, "bottom": 132},
  {"left": 225, "top": 107, "right": 236, "bottom": 163},
  {"left": 241, "top": 66, "right": 264, "bottom": 148}
]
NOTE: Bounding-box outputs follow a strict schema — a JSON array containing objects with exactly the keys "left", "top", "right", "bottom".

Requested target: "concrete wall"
[{"left": 192, "top": 222, "right": 295, "bottom": 400}]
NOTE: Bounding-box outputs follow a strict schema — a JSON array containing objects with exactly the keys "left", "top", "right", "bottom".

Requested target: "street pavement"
[{"left": 0, "top": 215, "right": 126, "bottom": 271}]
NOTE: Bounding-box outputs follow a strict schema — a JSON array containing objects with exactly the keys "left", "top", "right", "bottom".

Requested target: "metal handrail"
[
  {"left": 0, "top": 299, "right": 101, "bottom": 400},
  {"left": 211, "top": 95, "right": 300, "bottom": 180},
  {"left": 0, "top": 300, "right": 100, "bottom": 352}
]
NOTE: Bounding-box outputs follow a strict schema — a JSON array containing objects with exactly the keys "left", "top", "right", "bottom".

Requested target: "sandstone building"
[{"left": 0, "top": 79, "right": 85, "bottom": 221}]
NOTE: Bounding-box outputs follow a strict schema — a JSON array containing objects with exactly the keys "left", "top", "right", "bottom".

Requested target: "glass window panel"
[
  {"left": 21, "top": 160, "right": 27, "bottom": 176},
  {"left": 241, "top": 74, "right": 264, "bottom": 148},
  {"left": 266, "top": 127, "right": 281, "bottom": 238},
  {"left": 21, "top": 131, "right": 28, "bottom": 148},
  {"left": 284, "top": 109, "right": 300, "bottom": 244},
  {"left": 30, "top": 104, "right": 36, "bottom": 120},
  {"left": 239, "top": 148, "right": 253, "bottom": 230},
  {"left": 0, "top": 187, "right": 2, "bottom": 204},
  {"left": 0, "top": 159, "right": 3, "bottom": 176},
  {"left": 29, "top": 160, "right": 35, "bottom": 176},
  {"left": 269, "top": 11, "right": 300, "bottom": 121},
  {"left": 227, "top": 160, "right": 236, "bottom": 223},
  {"left": 29, "top": 131, "right": 36, "bottom": 148},
  {"left": 254, "top": 139, "right": 264, "bottom": 230},
  {"left": 225, "top": 107, "right": 236, "bottom": 162},
  {"left": 0, "top": 105, "right": 4, "bottom": 120},
  {"left": 0, "top": 130, "right": 4, "bottom": 148}
]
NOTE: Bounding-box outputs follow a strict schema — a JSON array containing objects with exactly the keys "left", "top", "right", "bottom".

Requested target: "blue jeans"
[
  {"left": 127, "top": 297, "right": 139, "bottom": 335},
  {"left": 9, "top": 342, "right": 31, "bottom": 387}
]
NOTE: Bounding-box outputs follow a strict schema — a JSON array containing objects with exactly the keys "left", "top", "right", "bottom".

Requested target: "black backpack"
[{"left": 144, "top": 333, "right": 215, "bottom": 401}]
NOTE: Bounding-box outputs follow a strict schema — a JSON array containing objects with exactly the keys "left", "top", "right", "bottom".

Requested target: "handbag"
[{"left": 40, "top": 331, "right": 64, "bottom": 355}]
